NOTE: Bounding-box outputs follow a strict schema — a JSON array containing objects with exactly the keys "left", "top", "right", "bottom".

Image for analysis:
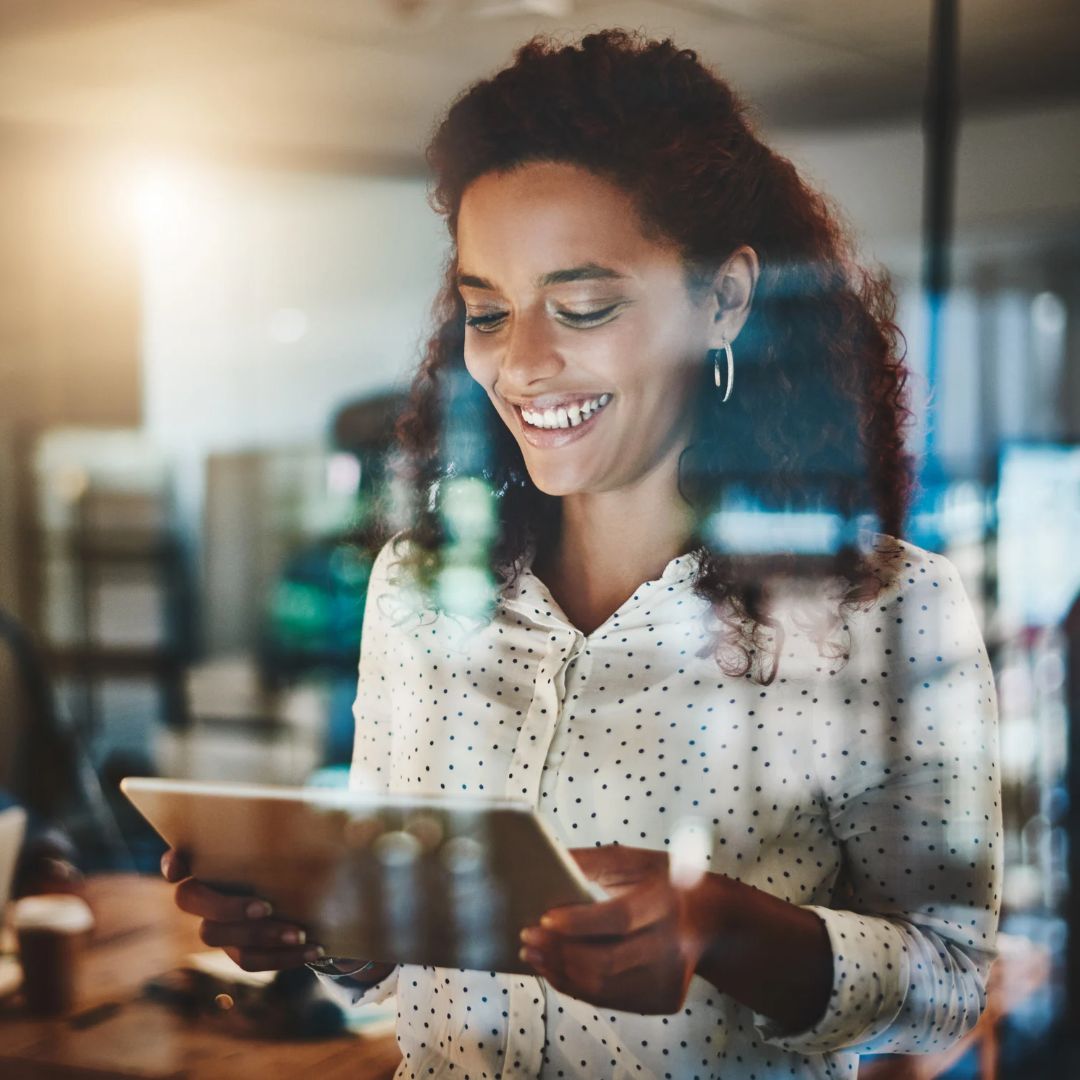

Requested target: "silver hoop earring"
[{"left": 709, "top": 341, "right": 734, "bottom": 403}]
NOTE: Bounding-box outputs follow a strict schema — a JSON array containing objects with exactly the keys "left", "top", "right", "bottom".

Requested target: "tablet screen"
[{"left": 122, "top": 777, "right": 599, "bottom": 973}]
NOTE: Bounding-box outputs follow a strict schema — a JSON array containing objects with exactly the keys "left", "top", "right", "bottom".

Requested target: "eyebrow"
[{"left": 456, "top": 262, "right": 629, "bottom": 291}]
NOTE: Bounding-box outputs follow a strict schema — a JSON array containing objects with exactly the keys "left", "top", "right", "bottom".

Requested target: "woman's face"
[{"left": 456, "top": 161, "right": 717, "bottom": 500}]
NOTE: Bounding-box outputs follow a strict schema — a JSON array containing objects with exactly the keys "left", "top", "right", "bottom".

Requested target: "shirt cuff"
[
  {"left": 312, "top": 964, "right": 399, "bottom": 1010},
  {"left": 751, "top": 906, "right": 909, "bottom": 1054}
]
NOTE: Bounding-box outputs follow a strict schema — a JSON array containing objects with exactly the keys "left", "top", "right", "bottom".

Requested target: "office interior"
[{"left": 1, "top": 2, "right": 1079, "bottom": 1076}]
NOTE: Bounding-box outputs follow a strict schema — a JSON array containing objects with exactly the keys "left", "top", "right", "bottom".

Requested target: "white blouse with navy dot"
[{"left": 319, "top": 535, "right": 1002, "bottom": 1080}]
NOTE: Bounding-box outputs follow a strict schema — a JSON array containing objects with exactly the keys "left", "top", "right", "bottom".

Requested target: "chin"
[
  {"left": 522, "top": 466, "right": 591, "bottom": 499},
  {"left": 528, "top": 476, "right": 573, "bottom": 498}
]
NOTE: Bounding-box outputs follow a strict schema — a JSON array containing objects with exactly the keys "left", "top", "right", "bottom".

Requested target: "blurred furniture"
[
  {"left": 331, "top": 391, "right": 405, "bottom": 457},
  {"left": 0, "top": 874, "right": 400, "bottom": 1079},
  {"left": 157, "top": 656, "right": 327, "bottom": 785},
  {"left": 0, "top": 608, "right": 77, "bottom": 823},
  {"left": 203, "top": 448, "right": 352, "bottom": 658},
  {"left": 44, "top": 484, "right": 191, "bottom": 735},
  {"left": 0, "top": 606, "right": 133, "bottom": 882},
  {"left": 858, "top": 933, "right": 1052, "bottom": 1079},
  {"left": 201, "top": 445, "right": 375, "bottom": 774}
]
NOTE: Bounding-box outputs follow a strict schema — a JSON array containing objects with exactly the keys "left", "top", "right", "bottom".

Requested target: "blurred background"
[{"left": 0, "top": 1, "right": 1078, "bottom": 1075}]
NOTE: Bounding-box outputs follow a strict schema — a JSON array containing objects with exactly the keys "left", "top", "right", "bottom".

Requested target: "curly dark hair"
[{"left": 389, "top": 29, "right": 915, "bottom": 682}]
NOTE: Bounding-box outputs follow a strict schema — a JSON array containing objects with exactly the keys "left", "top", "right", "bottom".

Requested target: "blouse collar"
[{"left": 500, "top": 546, "right": 706, "bottom": 636}]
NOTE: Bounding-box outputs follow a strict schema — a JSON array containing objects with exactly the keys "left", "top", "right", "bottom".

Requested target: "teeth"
[{"left": 521, "top": 394, "right": 610, "bottom": 430}]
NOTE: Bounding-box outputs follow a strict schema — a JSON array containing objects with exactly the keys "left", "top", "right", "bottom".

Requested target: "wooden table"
[
  {"left": 1, "top": 877, "right": 1048, "bottom": 1079},
  {"left": 0, "top": 875, "right": 402, "bottom": 1079}
]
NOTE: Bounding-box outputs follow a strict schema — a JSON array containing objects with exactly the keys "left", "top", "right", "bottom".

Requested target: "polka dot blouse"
[{"left": 318, "top": 535, "right": 1002, "bottom": 1079}]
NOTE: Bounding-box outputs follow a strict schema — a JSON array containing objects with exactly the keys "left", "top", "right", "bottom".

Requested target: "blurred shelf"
[{"left": 44, "top": 646, "right": 187, "bottom": 678}]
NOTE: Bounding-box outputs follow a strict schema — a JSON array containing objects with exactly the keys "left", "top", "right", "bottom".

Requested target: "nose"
[{"left": 497, "top": 307, "right": 565, "bottom": 391}]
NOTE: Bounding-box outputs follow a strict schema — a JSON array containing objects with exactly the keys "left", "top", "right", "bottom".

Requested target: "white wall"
[
  {"left": 138, "top": 163, "right": 447, "bottom": 530},
  {"left": 137, "top": 100, "right": 1080, "bottom": 522},
  {"left": 772, "top": 99, "right": 1080, "bottom": 281}
]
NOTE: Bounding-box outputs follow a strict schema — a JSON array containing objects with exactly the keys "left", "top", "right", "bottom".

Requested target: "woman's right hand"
[{"left": 161, "top": 848, "right": 324, "bottom": 971}]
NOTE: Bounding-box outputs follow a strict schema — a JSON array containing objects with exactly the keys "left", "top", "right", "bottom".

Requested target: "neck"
[{"left": 534, "top": 464, "right": 697, "bottom": 634}]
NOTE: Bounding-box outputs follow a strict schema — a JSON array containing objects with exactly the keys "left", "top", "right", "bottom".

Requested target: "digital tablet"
[{"left": 121, "top": 777, "right": 601, "bottom": 974}]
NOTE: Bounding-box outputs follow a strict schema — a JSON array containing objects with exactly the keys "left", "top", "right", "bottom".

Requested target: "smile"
[
  {"left": 520, "top": 393, "right": 612, "bottom": 430},
  {"left": 512, "top": 393, "right": 612, "bottom": 448}
]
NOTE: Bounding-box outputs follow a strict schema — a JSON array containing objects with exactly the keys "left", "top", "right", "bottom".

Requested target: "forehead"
[{"left": 457, "top": 162, "right": 677, "bottom": 280}]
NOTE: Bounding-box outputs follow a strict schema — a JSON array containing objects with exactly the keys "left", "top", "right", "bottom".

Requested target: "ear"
[{"left": 706, "top": 245, "right": 759, "bottom": 348}]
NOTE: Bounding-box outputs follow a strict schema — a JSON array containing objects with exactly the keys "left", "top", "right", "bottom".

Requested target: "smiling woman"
[
  {"left": 163, "top": 28, "right": 1002, "bottom": 1080},
  {"left": 456, "top": 161, "right": 748, "bottom": 512},
  {"left": 397, "top": 31, "right": 915, "bottom": 679}
]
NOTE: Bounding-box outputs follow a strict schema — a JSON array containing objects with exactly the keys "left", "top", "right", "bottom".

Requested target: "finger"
[
  {"left": 519, "top": 924, "right": 556, "bottom": 950},
  {"left": 199, "top": 919, "right": 310, "bottom": 950},
  {"left": 542, "top": 876, "right": 671, "bottom": 937},
  {"left": 161, "top": 849, "right": 190, "bottom": 883},
  {"left": 222, "top": 944, "right": 324, "bottom": 973},
  {"left": 174, "top": 878, "right": 273, "bottom": 922}
]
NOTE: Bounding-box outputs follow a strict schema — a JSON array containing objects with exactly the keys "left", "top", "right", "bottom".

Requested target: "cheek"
[
  {"left": 599, "top": 315, "right": 701, "bottom": 398},
  {"left": 604, "top": 299, "right": 698, "bottom": 367},
  {"left": 462, "top": 343, "right": 493, "bottom": 389},
  {"left": 463, "top": 344, "right": 515, "bottom": 433}
]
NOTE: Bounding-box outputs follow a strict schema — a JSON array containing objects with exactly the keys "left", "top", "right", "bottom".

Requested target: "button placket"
[
  {"left": 503, "top": 631, "right": 582, "bottom": 806},
  {"left": 501, "top": 631, "right": 579, "bottom": 1077}
]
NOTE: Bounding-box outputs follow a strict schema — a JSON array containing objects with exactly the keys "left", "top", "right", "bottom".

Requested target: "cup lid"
[{"left": 12, "top": 894, "right": 95, "bottom": 934}]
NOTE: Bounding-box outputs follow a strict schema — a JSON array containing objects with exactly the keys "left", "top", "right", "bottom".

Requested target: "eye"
[
  {"left": 554, "top": 302, "right": 623, "bottom": 328},
  {"left": 464, "top": 311, "right": 508, "bottom": 333}
]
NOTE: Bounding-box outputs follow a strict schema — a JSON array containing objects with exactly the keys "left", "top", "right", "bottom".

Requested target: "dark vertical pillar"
[
  {"left": 921, "top": 0, "right": 959, "bottom": 475},
  {"left": 1067, "top": 597, "right": 1080, "bottom": 1045}
]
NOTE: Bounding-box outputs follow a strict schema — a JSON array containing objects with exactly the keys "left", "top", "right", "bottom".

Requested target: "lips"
[
  {"left": 512, "top": 397, "right": 611, "bottom": 448},
  {"left": 519, "top": 393, "right": 612, "bottom": 431}
]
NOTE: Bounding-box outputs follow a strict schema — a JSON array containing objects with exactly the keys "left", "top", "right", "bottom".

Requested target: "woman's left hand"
[{"left": 519, "top": 845, "right": 722, "bottom": 1015}]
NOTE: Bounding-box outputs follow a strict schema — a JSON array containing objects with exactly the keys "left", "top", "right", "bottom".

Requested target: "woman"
[{"left": 165, "top": 30, "right": 1002, "bottom": 1079}]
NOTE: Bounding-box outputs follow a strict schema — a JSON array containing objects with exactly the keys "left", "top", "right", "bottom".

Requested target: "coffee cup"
[{"left": 13, "top": 894, "right": 95, "bottom": 1015}]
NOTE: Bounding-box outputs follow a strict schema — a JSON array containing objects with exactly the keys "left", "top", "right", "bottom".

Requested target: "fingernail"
[
  {"left": 520, "top": 927, "right": 542, "bottom": 945},
  {"left": 246, "top": 900, "right": 273, "bottom": 919},
  {"left": 519, "top": 947, "right": 542, "bottom": 966},
  {"left": 304, "top": 946, "right": 325, "bottom": 962},
  {"left": 539, "top": 914, "right": 555, "bottom": 929},
  {"left": 281, "top": 928, "right": 306, "bottom": 945}
]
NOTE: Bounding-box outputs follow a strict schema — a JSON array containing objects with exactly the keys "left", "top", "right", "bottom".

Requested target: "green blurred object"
[{"left": 262, "top": 539, "right": 372, "bottom": 678}]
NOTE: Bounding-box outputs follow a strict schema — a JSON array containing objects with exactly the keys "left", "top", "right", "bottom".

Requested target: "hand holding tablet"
[
  {"left": 160, "top": 847, "right": 328, "bottom": 973},
  {"left": 124, "top": 778, "right": 601, "bottom": 975}
]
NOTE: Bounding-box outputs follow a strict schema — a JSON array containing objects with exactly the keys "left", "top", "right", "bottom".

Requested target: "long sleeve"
[
  {"left": 314, "top": 538, "right": 401, "bottom": 1009},
  {"left": 753, "top": 548, "right": 1003, "bottom": 1055},
  {"left": 348, "top": 539, "right": 399, "bottom": 796}
]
